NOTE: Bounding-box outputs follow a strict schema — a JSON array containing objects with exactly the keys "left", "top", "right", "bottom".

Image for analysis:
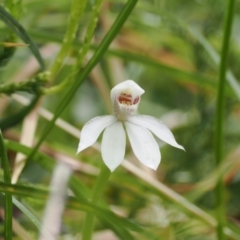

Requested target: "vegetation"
[{"left": 0, "top": 0, "right": 239, "bottom": 239}]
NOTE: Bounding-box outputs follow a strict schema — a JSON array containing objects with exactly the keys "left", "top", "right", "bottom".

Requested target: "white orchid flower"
[{"left": 77, "top": 80, "right": 184, "bottom": 172}]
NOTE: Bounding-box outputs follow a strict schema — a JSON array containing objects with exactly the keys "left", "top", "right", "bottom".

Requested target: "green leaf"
[
  {"left": 0, "top": 95, "right": 40, "bottom": 130},
  {"left": 189, "top": 28, "right": 240, "bottom": 101},
  {"left": 0, "top": 181, "right": 141, "bottom": 236},
  {"left": 4, "top": 140, "right": 142, "bottom": 238},
  {"left": 0, "top": 43, "right": 15, "bottom": 67},
  {"left": 29, "top": 30, "right": 223, "bottom": 95},
  {"left": 5, "top": 139, "right": 90, "bottom": 200},
  {"left": 0, "top": 131, "right": 12, "bottom": 239},
  {"left": 0, "top": 6, "right": 45, "bottom": 71},
  {"left": 13, "top": 197, "right": 54, "bottom": 240},
  {"left": 107, "top": 49, "right": 219, "bottom": 92},
  {"left": 25, "top": 0, "right": 139, "bottom": 168}
]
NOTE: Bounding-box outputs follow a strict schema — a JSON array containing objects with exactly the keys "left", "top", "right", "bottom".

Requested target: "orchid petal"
[
  {"left": 77, "top": 115, "right": 117, "bottom": 153},
  {"left": 127, "top": 115, "right": 184, "bottom": 150},
  {"left": 125, "top": 122, "right": 160, "bottom": 170},
  {"left": 101, "top": 121, "right": 126, "bottom": 172}
]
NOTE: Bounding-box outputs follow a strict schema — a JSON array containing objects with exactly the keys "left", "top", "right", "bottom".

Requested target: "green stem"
[
  {"left": 0, "top": 78, "right": 46, "bottom": 95},
  {"left": 45, "top": 0, "right": 103, "bottom": 95},
  {"left": 49, "top": 0, "right": 87, "bottom": 79},
  {"left": 0, "top": 95, "right": 40, "bottom": 130},
  {"left": 81, "top": 164, "right": 111, "bottom": 240},
  {"left": 5, "top": 140, "right": 240, "bottom": 239},
  {"left": 0, "top": 131, "right": 12, "bottom": 240},
  {"left": 214, "top": 1, "right": 235, "bottom": 240},
  {"left": 24, "top": 0, "right": 137, "bottom": 167}
]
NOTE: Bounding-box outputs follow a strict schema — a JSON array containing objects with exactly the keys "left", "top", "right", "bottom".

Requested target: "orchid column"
[{"left": 77, "top": 80, "right": 184, "bottom": 239}]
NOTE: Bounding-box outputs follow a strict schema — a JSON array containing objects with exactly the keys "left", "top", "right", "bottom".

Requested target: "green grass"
[{"left": 0, "top": 0, "right": 240, "bottom": 239}]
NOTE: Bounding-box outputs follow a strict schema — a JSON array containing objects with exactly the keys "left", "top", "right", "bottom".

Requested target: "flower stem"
[
  {"left": 81, "top": 164, "right": 111, "bottom": 240},
  {"left": 214, "top": 0, "right": 235, "bottom": 239},
  {"left": 49, "top": 0, "right": 87, "bottom": 79},
  {"left": 23, "top": 0, "right": 137, "bottom": 169},
  {"left": 45, "top": 0, "right": 103, "bottom": 95}
]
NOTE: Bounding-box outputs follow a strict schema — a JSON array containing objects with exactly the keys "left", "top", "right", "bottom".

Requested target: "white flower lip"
[
  {"left": 111, "top": 79, "right": 145, "bottom": 105},
  {"left": 111, "top": 80, "right": 145, "bottom": 119},
  {"left": 77, "top": 80, "right": 184, "bottom": 172}
]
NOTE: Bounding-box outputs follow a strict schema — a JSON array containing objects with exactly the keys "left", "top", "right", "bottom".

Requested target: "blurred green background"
[{"left": 0, "top": 0, "right": 240, "bottom": 239}]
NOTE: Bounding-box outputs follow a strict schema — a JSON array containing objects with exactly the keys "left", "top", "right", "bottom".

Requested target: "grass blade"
[
  {"left": 29, "top": 30, "right": 222, "bottom": 95},
  {"left": 0, "top": 131, "right": 12, "bottom": 239},
  {"left": 13, "top": 198, "right": 54, "bottom": 240},
  {"left": 0, "top": 6, "right": 45, "bottom": 71},
  {"left": 214, "top": 1, "right": 236, "bottom": 239},
  {"left": 0, "top": 181, "right": 140, "bottom": 238},
  {"left": 0, "top": 95, "right": 40, "bottom": 130},
  {"left": 25, "top": 0, "right": 138, "bottom": 165},
  {"left": 189, "top": 28, "right": 240, "bottom": 101},
  {"left": 4, "top": 140, "right": 141, "bottom": 237}
]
